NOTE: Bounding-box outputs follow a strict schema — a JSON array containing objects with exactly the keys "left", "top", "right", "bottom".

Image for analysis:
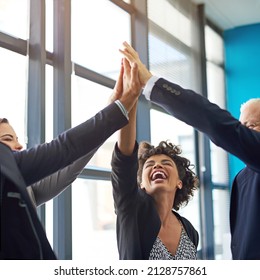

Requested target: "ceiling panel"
[{"left": 191, "top": 0, "right": 260, "bottom": 30}]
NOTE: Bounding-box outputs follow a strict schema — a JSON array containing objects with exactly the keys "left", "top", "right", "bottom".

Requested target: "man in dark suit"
[
  {"left": 0, "top": 59, "right": 141, "bottom": 259},
  {"left": 120, "top": 41, "right": 260, "bottom": 260}
]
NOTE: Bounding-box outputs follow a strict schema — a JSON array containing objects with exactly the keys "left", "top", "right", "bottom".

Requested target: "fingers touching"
[
  {"left": 120, "top": 41, "right": 152, "bottom": 87},
  {"left": 110, "top": 43, "right": 145, "bottom": 113},
  {"left": 109, "top": 62, "right": 124, "bottom": 104}
]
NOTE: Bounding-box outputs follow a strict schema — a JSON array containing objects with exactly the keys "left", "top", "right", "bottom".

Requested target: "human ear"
[
  {"left": 177, "top": 181, "right": 183, "bottom": 189},
  {"left": 140, "top": 182, "right": 145, "bottom": 190}
]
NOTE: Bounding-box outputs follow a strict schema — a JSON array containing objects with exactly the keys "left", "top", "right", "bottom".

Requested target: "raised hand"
[
  {"left": 119, "top": 41, "right": 152, "bottom": 87},
  {"left": 118, "top": 58, "right": 141, "bottom": 113},
  {"left": 109, "top": 61, "right": 124, "bottom": 104}
]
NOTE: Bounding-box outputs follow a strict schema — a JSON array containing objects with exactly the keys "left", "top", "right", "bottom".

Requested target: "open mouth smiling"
[{"left": 151, "top": 171, "right": 167, "bottom": 181}]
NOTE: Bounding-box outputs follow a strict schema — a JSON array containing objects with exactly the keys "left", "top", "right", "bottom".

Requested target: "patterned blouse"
[{"left": 149, "top": 227, "right": 197, "bottom": 260}]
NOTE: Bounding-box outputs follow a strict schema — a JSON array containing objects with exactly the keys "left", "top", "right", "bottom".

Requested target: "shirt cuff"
[
  {"left": 115, "top": 100, "right": 129, "bottom": 120},
  {"left": 142, "top": 76, "right": 160, "bottom": 100}
]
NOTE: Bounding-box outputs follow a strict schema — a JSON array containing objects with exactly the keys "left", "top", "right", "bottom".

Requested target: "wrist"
[
  {"left": 119, "top": 95, "right": 138, "bottom": 114},
  {"left": 115, "top": 100, "right": 129, "bottom": 120},
  {"left": 141, "top": 71, "right": 153, "bottom": 87}
]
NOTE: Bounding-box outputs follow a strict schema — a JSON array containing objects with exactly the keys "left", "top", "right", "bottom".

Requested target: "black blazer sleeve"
[
  {"left": 150, "top": 78, "right": 260, "bottom": 172},
  {"left": 111, "top": 141, "right": 161, "bottom": 259},
  {"left": 111, "top": 141, "right": 139, "bottom": 213},
  {"left": 15, "top": 102, "right": 128, "bottom": 186}
]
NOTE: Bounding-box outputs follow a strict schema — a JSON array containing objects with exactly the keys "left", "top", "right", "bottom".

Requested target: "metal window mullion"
[
  {"left": 132, "top": 0, "right": 151, "bottom": 143},
  {"left": 53, "top": 0, "right": 72, "bottom": 260},
  {"left": 109, "top": 0, "right": 135, "bottom": 14},
  {"left": 197, "top": 4, "right": 215, "bottom": 260},
  {"left": 74, "top": 63, "right": 115, "bottom": 89},
  {"left": 0, "top": 31, "right": 27, "bottom": 55},
  {"left": 28, "top": 0, "right": 46, "bottom": 225}
]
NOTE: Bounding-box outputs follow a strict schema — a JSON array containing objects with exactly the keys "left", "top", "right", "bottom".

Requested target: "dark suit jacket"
[
  {"left": 0, "top": 103, "right": 128, "bottom": 259},
  {"left": 0, "top": 142, "right": 56, "bottom": 259},
  {"left": 148, "top": 78, "right": 260, "bottom": 259},
  {"left": 111, "top": 142, "right": 199, "bottom": 260}
]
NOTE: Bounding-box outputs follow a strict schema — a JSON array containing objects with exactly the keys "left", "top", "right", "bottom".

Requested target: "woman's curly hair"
[{"left": 137, "top": 140, "right": 199, "bottom": 211}]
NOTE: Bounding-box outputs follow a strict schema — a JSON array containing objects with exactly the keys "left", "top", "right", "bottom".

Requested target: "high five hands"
[
  {"left": 119, "top": 41, "right": 152, "bottom": 88},
  {"left": 110, "top": 58, "right": 141, "bottom": 113}
]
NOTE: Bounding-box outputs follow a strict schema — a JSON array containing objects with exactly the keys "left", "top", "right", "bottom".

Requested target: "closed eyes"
[
  {"left": 144, "top": 159, "right": 174, "bottom": 168},
  {"left": 245, "top": 121, "right": 260, "bottom": 129},
  {"left": 0, "top": 135, "right": 14, "bottom": 141}
]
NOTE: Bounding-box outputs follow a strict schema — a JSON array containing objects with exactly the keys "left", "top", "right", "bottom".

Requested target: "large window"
[
  {"left": 69, "top": 2, "right": 131, "bottom": 259},
  {"left": 148, "top": 0, "right": 193, "bottom": 88},
  {"left": 72, "top": 178, "right": 117, "bottom": 260},
  {"left": 71, "top": 76, "right": 118, "bottom": 169},
  {"left": 0, "top": 0, "right": 229, "bottom": 260},
  {"left": 71, "top": 0, "right": 131, "bottom": 79},
  {"left": 205, "top": 25, "right": 231, "bottom": 259}
]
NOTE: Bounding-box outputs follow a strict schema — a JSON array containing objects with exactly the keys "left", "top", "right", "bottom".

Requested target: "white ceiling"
[{"left": 191, "top": 0, "right": 260, "bottom": 30}]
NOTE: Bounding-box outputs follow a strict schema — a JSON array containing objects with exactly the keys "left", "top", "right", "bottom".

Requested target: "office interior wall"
[{"left": 224, "top": 23, "right": 260, "bottom": 183}]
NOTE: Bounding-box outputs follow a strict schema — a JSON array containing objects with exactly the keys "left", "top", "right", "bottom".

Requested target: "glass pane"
[
  {"left": 150, "top": 109, "right": 201, "bottom": 251},
  {"left": 207, "top": 62, "right": 225, "bottom": 108},
  {"left": 71, "top": 0, "right": 131, "bottom": 79},
  {"left": 207, "top": 62, "right": 229, "bottom": 185},
  {"left": 213, "top": 189, "right": 231, "bottom": 259},
  {"left": 0, "top": 47, "right": 27, "bottom": 147},
  {"left": 149, "top": 34, "right": 192, "bottom": 88},
  {"left": 205, "top": 26, "right": 224, "bottom": 65},
  {"left": 210, "top": 142, "right": 229, "bottom": 185},
  {"left": 45, "top": 0, "right": 53, "bottom": 52},
  {"left": 71, "top": 75, "right": 118, "bottom": 169},
  {"left": 148, "top": 0, "right": 191, "bottom": 47},
  {"left": 72, "top": 178, "right": 118, "bottom": 260},
  {"left": 0, "top": 0, "right": 29, "bottom": 39},
  {"left": 45, "top": 65, "right": 54, "bottom": 142},
  {"left": 150, "top": 109, "right": 194, "bottom": 161}
]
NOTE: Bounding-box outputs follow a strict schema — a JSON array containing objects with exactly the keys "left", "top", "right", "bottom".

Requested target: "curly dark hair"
[{"left": 137, "top": 140, "right": 199, "bottom": 211}]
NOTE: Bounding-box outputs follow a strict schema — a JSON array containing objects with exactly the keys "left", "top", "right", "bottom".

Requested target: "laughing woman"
[{"left": 110, "top": 59, "right": 199, "bottom": 260}]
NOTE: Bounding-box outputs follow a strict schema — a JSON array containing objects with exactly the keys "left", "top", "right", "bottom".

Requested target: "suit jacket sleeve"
[
  {"left": 15, "top": 103, "right": 128, "bottom": 187},
  {"left": 111, "top": 141, "right": 139, "bottom": 213},
  {"left": 28, "top": 148, "right": 98, "bottom": 207},
  {"left": 150, "top": 78, "right": 260, "bottom": 172}
]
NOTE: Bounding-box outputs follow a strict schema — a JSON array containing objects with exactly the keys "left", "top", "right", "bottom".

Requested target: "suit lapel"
[{"left": 0, "top": 142, "right": 27, "bottom": 194}]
